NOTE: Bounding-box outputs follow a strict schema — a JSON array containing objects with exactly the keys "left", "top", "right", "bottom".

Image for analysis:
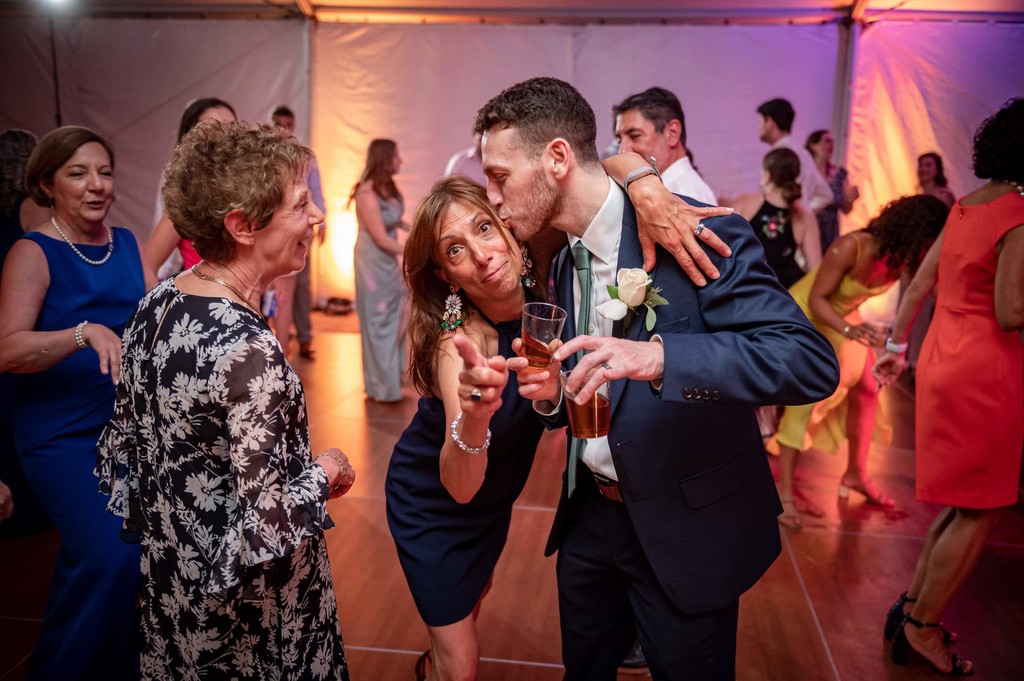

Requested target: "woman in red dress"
[{"left": 875, "top": 98, "right": 1024, "bottom": 676}]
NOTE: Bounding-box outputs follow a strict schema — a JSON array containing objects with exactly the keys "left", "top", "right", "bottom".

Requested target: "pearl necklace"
[
  {"left": 50, "top": 216, "right": 113, "bottom": 265},
  {"left": 190, "top": 265, "right": 261, "bottom": 314},
  {"left": 1002, "top": 180, "right": 1024, "bottom": 199}
]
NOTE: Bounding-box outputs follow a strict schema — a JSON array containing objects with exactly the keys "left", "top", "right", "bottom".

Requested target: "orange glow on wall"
[{"left": 318, "top": 203, "right": 358, "bottom": 302}]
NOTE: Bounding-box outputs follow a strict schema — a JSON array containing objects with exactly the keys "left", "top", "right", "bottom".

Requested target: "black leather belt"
[{"left": 590, "top": 470, "right": 625, "bottom": 503}]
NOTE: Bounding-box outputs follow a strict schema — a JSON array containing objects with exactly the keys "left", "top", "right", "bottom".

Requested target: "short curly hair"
[
  {"left": 865, "top": 194, "right": 948, "bottom": 277},
  {"left": 163, "top": 121, "right": 313, "bottom": 263},
  {"left": 971, "top": 97, "right": 1024, "bottom": 184}
]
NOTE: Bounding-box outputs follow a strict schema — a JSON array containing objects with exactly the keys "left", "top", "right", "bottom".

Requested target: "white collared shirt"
[
  {"left": 443, "top": 147, "right": 487, "bottom": 187},
  {"left": 566, "top": 177, "right": 623, "bottom": 480},
  {"left": 660, "top": 156, "right": 717, "bottom": 206}
]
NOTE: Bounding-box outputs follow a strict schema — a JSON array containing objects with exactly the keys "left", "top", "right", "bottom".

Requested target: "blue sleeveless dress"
[
  {"left": 13, "top": 228, "right": 144, "bottom": 679},
  {"left": 385, "top": 316, "right": 545, "bottom": 626}
]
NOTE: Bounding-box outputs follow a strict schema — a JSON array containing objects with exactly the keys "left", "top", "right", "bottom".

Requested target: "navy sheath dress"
[{"left": 385, "top": 316, "right": 545, "bottom": 626}]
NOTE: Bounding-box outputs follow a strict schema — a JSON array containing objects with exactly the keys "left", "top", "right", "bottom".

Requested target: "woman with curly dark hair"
[
  {"left": 873, "top": 98, "right": 1024, "bottom": 676},
  {"left": 771, "top": 194, "right": 948, "bottom": 529}
]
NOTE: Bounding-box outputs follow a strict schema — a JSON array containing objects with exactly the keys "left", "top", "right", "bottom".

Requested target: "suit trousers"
[{"left": 557, "top": 466, "right": 739, "bottom": 681}]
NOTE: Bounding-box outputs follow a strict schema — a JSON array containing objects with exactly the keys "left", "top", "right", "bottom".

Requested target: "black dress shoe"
[
  {"left": 618, "top": 638, "right": 649, "bottom": 675},
  {"left": 299, "top": 342, "right": 315, "bottom": 360}
]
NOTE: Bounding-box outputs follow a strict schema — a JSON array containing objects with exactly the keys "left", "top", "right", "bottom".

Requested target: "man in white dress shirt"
[
  {"left": 756, "top": 98, "right": 832, "bottom": 213},
  {"left": 443, "top": 131, "right": 488, "bottom": 187},
  {"left": 613, "top": 87, "right": 717, "bottom": 206}
]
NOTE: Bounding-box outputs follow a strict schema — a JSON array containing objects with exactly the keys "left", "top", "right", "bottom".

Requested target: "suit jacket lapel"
[{"left": 610, "top": 202, "right": 657, "bottom": 418}]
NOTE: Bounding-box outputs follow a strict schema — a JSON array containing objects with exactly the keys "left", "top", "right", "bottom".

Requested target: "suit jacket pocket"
[
  {"left": 678, "top": 453, "right": 752, "bottom": 508},
  {"left": 655, "top": 315, "right": 691, "bottom": 334}
]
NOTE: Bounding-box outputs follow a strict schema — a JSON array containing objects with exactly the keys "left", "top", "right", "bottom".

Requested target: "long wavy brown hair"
[
  {"left": 348, "top": 138, "right": 400, "bottom": 205},
  {"left": 405, "top": 176, "right": 538, "bottom": 397}
]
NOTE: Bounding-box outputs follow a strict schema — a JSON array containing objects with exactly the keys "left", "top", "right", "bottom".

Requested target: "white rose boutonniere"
[{"left": 595, "top": 267, "right": 669, "bottom": 331}]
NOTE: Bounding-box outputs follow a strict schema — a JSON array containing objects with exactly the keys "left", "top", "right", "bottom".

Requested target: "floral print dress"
[
  {"left": 96, "top": 278, "right": 348, "bottom": 680},
  {"left": 752, "top": 199, "right": 804, "bottom": 289}
]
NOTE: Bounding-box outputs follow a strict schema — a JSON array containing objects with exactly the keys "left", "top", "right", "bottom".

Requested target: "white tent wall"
[
  {"left": 312, "top": 22, "right": 838, "bottom": 299},
  {"left": 0, "top": 18, "right": 57, "bottom": 135},
  {"left": 572, "top": 24, "right": 838, "bottom": 201},
  {"left": 0, "top": 17, "right": 310, "bottom": 244},
  {"left": 311, "top": 23, "right": 575, "bottom": 301},
  {"left": 2, "top": 15, "right": 1020, "bottom": 302},
  {"left": 843, "top": 19, "right": 1024, "bottom": 322},
  {"left": 847, "top": 20, "right": 1024, "bottom": 228}
]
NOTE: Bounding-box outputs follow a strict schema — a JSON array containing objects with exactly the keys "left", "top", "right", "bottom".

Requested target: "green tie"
[{"left": 567, "top": 242, "right": 592, "bottom": 497}]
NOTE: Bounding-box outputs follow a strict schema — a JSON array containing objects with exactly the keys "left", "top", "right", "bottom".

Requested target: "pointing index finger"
[{"left": 452, "top": 333, "right": 484, "bottom": 369}]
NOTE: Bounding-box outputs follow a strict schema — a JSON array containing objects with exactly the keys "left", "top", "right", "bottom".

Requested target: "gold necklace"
[{"left": 191, "top": 265, "right": 260, "bottom": 314}]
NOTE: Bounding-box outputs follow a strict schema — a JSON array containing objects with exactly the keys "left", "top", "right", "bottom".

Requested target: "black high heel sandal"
[
  {"left": 884, "top": 592, "right": 957, "bottom": 643},
  {"left": 891, "top": 616, "right": 973, "bottom": 676}
]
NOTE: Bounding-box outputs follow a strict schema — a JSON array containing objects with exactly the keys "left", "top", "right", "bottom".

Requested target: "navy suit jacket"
[{"left": 544, "top": 195, "right": 840, "bottom": 614}]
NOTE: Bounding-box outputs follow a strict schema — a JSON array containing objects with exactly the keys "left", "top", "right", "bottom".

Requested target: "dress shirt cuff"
[
  {"left": 649, "top": 335, "right": 665, "bottom": 394},
  {"left": 534, "top": 390, "right": 563, "bottom": 416}
]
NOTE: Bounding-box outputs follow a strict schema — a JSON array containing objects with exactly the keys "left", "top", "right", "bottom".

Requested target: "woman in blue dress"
[
  {"left": 0, "top": 126, "right": 155, "bottom": 678},
  {"left": 387, "top": 164, "right": 734, "bottom": 680},
  {"left": 386, "top": 177, "right": 549, "bottom": 680}
]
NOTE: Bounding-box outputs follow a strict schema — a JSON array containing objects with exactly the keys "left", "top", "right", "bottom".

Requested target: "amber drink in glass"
[
  {"left": 521, "top": 302, "right": 567, "bottom": 369},
  {"left": 562, "top": 371, "right": 611, "bottom": 439}
]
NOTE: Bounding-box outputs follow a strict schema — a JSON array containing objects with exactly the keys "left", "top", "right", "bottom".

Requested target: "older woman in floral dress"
[{"left": 96, "top": 121, "right": 354, "bottom": 680}]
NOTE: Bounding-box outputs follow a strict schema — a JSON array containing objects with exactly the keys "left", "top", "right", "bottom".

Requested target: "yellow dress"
[{"left": 773, "top": 232, "right": 894, "bottom": 453}]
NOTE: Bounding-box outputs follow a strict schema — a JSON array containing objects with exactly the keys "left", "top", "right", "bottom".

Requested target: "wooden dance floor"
[{"left": 2, "top": 319, "right": 1023, "bottom": 680}]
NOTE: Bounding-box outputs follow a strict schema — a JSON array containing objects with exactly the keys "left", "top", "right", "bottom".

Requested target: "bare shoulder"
[
  {"left": 0, "top": 237, "right": 50, "bottom": 298},
  {"left": 824, "top": 231, "right": 861, "bottom": 262},
  {"left": 4, "top": 235, "right": 47, "bottom": 268},
  {"left": 730, "top": 193, "right": 762, "bottom": 220}
]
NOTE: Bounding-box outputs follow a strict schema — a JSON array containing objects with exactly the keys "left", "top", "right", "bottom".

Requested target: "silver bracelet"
[
  {"left": 450, "top": 411, "right": 491, "bottom": 455},
  {"left": 885, "top": 338, "right": 909, "bottom": 354},
  {"left": 74, "top": 321, "right": 89, "bottom": 349}
]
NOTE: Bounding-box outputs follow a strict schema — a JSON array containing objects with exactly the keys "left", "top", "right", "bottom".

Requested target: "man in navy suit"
[{"left": 476, "top": 77, "right": 840, "bottom": 680}]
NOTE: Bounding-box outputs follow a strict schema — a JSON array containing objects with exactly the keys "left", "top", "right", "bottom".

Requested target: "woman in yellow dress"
[{"left": 772, "top": 195, "right": 948, "bottom": 529}]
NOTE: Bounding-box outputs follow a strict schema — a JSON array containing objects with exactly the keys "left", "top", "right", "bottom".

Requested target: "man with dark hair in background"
[
  {"left": 614, "top": 86, "right": 716, "bottom": 206},
  {"left": 757, "top": 97, "right": 832, "bottom": 214}
]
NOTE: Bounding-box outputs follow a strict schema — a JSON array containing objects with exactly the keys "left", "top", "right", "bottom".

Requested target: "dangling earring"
[
  {"left": 441, "top": 286, "right": 463, "bottom": 333},
  {"left": 519, "top": 242, "right": 536, "bottom": 289}
]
